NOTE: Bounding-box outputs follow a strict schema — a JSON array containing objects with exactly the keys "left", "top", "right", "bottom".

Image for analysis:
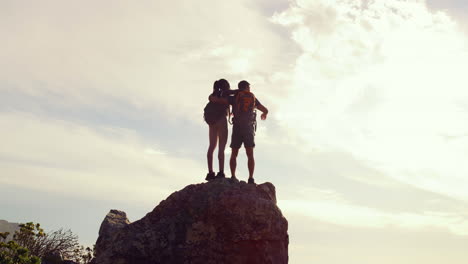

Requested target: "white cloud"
[
  {"left": 0, "top": 112, "right": 204, "bottom": 204},
  {"left": 280, "top": 196, "right": 468, "bottom": 236},
  {"left": 0, "top": 0, "right": 288, "bottom": 122},
  {"left": 279, "top": 185, "right": 468, "bottom": 236},
  {"left": 273, "top": 0, "right": 468, "bottom": 201}
]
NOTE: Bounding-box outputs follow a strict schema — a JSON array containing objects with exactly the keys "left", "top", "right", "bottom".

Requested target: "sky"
[{"left": 1, "top": 0, "right": 468, "bottom": 263}]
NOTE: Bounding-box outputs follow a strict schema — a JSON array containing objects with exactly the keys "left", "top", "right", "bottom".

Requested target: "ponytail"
[
  {"left": 218, "top": 79, "right": 230, "bottom": 92},
  {"left": 212, "top": 80, "right": 220, "bottom": 96},
  {"left": 212, "top": 79, "right": 230, "bottom": 97}
]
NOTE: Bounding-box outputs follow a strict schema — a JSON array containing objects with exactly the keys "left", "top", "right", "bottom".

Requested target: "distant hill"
[{"left": 0, "top": 219, "right": 20, "bottom": 240}]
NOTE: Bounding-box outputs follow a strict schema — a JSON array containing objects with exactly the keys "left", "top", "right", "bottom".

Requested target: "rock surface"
[
  {"left": 94, "top": 179, "right": 289, "bottom": 264},
  {"left": 94, "top": 210, "right": 131, "bottom": 258}
]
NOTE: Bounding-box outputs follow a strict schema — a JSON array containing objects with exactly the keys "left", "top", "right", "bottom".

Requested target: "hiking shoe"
[
  {"left": 205, "top": 172, "right": 216, "bottom": 181},
  {"left": 230, "top": 176, "right": 239, "bottom": 183},
  {"left": 216, "top": 171, "right": 226, "bottom": 179},
  {"left": 248, "top": 178, "right": 255, "bottom": 184}
]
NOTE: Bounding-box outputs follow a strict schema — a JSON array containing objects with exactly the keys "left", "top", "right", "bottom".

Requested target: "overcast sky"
[{"left": 1, "top": 0, "right": 468, "bottom": 263}]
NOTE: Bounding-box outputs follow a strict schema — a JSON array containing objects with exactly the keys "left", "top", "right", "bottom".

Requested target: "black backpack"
[{"left": 203, "top": 101, "right": 228, "bottom": 125}]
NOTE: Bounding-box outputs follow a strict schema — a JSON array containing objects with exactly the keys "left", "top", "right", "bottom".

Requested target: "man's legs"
[
  {"left": 230, "top": 148, "right": 239, "bottom": 178},
  {"left": 245, "top": 147, "right": 255, "bottom": 179}
]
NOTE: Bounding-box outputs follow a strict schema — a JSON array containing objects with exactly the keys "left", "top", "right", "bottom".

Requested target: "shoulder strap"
[{"left": 235, "top": 91, "right": 243, "bottom": 114}]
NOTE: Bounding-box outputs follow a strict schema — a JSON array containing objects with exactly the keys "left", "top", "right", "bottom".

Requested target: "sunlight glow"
[{"left": 274, "top": 0, "right": 468, "bottom": 201}]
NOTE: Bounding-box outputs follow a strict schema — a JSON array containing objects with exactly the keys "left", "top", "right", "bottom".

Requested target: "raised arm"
[
  {"left": 208, "top": 94, "right": 229, "bottom": 105},
  {"left": 256, "top": 103, "right": 269, "bottom": 120}
]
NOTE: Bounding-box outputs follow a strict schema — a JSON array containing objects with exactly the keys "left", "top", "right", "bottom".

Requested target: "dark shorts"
[{"left": 230, "top": 124, "right": 255, "bottom": 149}]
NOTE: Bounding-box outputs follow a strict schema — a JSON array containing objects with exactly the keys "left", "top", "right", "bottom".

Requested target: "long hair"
[
  {"left": 218, "top": 79, "right": 230, "bottom": 92},
  {"left": 212, "top": 80, "right": 220, "bottom": 95},
  {"left": 212, "top": 79, "right": 230, "bottom": 97}
]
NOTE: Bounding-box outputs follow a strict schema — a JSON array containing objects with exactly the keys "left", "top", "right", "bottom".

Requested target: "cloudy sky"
[{"left": 1, "top": 0, "right": 468, "bottom": 263}]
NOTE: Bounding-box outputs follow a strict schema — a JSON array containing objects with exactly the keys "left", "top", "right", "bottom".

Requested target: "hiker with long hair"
[
  {"left": 203, "top": 79, "right": 231, "bottom": 181},
  {"left": 208, "top": 80, "right": 269, "bottom": 184}
]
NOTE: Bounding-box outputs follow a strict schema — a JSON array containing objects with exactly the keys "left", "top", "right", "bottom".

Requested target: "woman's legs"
[
  {"left": 217, "top": 118, "right": 228, "bottom": 173},
  {"left": 207, "top": 125, "right": 218, "bottom": 173}
]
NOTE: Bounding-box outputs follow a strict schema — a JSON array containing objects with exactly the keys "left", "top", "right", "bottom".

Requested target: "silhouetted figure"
[
  {"left": 209, "top": 80, "right": 269, "bottom": 184},
  {"left": 204, "top": 79, "right": 231, "bottom": 181}
]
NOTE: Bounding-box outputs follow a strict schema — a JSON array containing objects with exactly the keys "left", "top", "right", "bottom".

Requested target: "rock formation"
[{"left": 94, "top": 179, "right": 289, "bottom": 264}]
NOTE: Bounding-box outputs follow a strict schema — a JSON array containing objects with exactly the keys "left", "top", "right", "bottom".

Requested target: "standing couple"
[{"left": 204, "top": 79, "right": 269, "bottom": 184}]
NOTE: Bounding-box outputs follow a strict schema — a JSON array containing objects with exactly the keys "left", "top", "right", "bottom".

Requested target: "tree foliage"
[
  {"left": 0, "top": 231, "right": 41, "bottom": 264},
  {"left": 0, "top": 222, "right": 95, "bottom": 264}
]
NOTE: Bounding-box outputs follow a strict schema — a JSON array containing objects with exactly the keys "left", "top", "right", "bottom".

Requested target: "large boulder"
[
  {"left": 94, "top": 209, "right": 131, "bottom": 258},
  {"left": 94, "top": 179, "right": 289, "bottom": 264}
]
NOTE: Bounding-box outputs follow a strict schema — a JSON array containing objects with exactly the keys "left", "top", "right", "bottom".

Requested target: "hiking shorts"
[
  {"left": 230, "top": 124, "right": 255, "bottom": 149},
  {"left": 210, "top": 116, "right": 228, "bottom": 132}
]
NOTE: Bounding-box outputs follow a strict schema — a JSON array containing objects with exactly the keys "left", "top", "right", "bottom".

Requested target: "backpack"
[
  {"left": 203, "top": 101, "right": 228, "bottom": 125},
  {"left": 232, "top": 90, "right": 256, "bottom": 126}
]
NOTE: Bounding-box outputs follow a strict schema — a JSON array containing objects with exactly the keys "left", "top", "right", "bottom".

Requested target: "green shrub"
[
  {"left": 0, "top": 231, "right": 41, "bottom": 264},
  {"left": 0, "top": 222, "right": 95, "bottom": 264}
]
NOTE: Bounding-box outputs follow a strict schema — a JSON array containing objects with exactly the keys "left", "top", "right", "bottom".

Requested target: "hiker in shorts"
[
  {"left": 204, "top": 79, "right": 231, "bottom": 181},
  {"left": 209, "top": 80, "right": 269, "bottom": 184}
]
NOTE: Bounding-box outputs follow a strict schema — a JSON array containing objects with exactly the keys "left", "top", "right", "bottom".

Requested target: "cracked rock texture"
[{"left": 94, "top": 179, "right": 288, "bottom": 264}]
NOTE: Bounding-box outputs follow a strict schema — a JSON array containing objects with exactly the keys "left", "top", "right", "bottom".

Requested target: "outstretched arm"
[
  {"left": 256, "top": 103, "right": 269, "bottom": 120},
  {"left": 208, "top": 95, "right": 229, "bottom": 105}
]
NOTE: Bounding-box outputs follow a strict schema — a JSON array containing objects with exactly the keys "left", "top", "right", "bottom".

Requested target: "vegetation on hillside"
[{"left": 0, "top": 222, "right": 94, "bottom": 264}]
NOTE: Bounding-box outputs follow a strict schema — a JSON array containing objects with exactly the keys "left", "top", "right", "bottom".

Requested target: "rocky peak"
[
  {"left": 94, "top": 179, "right": 289, "bottom": 264},
  {"left": 98, "top": 210, "right": 130, "bottom": 237}
]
